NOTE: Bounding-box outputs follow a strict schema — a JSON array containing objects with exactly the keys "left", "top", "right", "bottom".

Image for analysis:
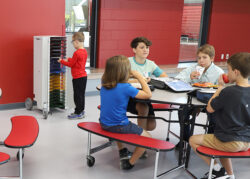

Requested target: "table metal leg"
[
  {"left": 185, "top": 108, "right": 198, "bottom": 168},
  {"left": 166, "top": 112, "right": 172, "bottom": 141},
  {"left": 178, "top": 107, "right": 185, "bottom": 166}
]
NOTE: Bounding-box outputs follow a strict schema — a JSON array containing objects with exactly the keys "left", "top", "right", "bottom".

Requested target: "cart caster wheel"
[
  {"left": 43, "top": 111, "right": 48, "bottom": 119},
  {"left": 87, "top": 156, "right": 95, "bottom": 167},
  {"left": 17, "top": 151, "right": 24, "bottom": 160},
  {"left": 25, "top": 98, "right": 33, "bottom": 110}
]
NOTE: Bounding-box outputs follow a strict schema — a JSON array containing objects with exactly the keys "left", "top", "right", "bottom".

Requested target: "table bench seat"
[
  {"left": 78, "top": 122, "right": 175, "bottom": 151},
  {"left": 78, "top": 122, "right": 178, "bottom": 179}
]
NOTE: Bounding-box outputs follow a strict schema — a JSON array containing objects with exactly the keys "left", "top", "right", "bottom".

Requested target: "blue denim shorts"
[{"left": 101, "top": 121, "right": 143, "bottom": 135}]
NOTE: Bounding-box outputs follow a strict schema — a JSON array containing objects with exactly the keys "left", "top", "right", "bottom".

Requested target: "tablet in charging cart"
[{"left": 150, "top": 77, "right": 193, "bottom": 92}]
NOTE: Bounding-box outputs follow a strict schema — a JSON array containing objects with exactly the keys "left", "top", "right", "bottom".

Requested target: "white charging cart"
[{"left": 25, "top": 36, "right": 67, "bottom": 119}]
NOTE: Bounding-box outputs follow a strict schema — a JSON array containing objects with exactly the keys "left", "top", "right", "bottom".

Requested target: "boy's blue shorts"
[{"left": 101, "top": 121, "right": 143, "bottom": 135}]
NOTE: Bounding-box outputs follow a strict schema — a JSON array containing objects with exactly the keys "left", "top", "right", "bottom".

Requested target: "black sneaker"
[
  {"left": 139, "top": 151, "right": 148, "bottom": 159},
  {"left": 120, "top": 159, "right": 134, "bottom": 170},
  {"left": 119, "top": 148, "right": 132, "bottom": 160},
  {"left": 201, "top": 167, "right": 226, "bottom": 179}
]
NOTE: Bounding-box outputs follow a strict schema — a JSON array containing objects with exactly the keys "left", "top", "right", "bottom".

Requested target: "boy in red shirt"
[{"left": 58, "top": 32, "right": 87, "bottom": 119}]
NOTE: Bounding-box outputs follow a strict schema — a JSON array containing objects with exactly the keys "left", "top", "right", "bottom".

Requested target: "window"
[
  {"left": 179, "top": 0, "right": 205, "bottom": 62},
  {"left": 65, "top": 0, "right": 91, "bottom": 67},
  {"left": 65, "top": 0, "right": 90, "bottom": 33}
]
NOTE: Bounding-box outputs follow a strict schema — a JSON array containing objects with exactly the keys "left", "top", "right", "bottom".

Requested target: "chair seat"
[
  {"left": 4, "top": 116, "right": 39, "bottom": 148},
  {"left": 197, "top": 146, "right": 250, "bottom": 158},
  {"left": 0, "top": 152, "right": 10, "bottom": 165},
  {"left": 152, "top": 103, "right": 171, "bottom": 109}
]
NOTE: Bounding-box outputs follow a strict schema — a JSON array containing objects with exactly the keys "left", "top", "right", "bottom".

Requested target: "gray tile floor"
[{"left": 0, "top": 95, "right": 250, "bottom": 179}]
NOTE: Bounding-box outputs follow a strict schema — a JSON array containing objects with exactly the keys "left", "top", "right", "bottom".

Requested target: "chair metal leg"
[
  {"left": 166, "top": 112, "right": 172, "bottom": 141},
  {"left": 19, "top": 148, "right": 23, "bottom": 179},
  {"left": 153, "top": 151, "right": 160, "bottom": 179},
  {"left": 87, "top": 132, "right": 91, "bottom": 156},
  {"left": 208, "top": 158, "right": 215, "bottom": 179},
  {"left": 178, "top": 108, "right": 185, "bottom": 166}
]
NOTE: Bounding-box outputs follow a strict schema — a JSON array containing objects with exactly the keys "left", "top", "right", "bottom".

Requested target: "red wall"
[
  {"left": 0, "top": 0, "right": 65, "bottom": 104},
  {"left": 97, "top": 0, "right": 184, "bottom": 68},
  {"left": 208, "top": 0, "right": 250, "bottom": 62}
]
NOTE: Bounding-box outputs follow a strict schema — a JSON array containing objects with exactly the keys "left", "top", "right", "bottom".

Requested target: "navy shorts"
[
  {"left": 101, "top": 121, "right": 143, "bottom": 135},
  {"left": 127, "top": 98, "right": 155, "bottom": 116}
]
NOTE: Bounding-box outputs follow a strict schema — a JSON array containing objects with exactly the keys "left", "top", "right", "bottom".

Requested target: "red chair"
[
  {"left": 152, "top": 103, "right": 178, "bottom": 141},
  {"left": 196, "top": 146, "right": 250, "bottom": 179},
  {"left": 0, "top": 152, "right": 10, "bottom": 165},
  {"left": 1, "top": 116, "right": 39, "bottom": 179}
]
